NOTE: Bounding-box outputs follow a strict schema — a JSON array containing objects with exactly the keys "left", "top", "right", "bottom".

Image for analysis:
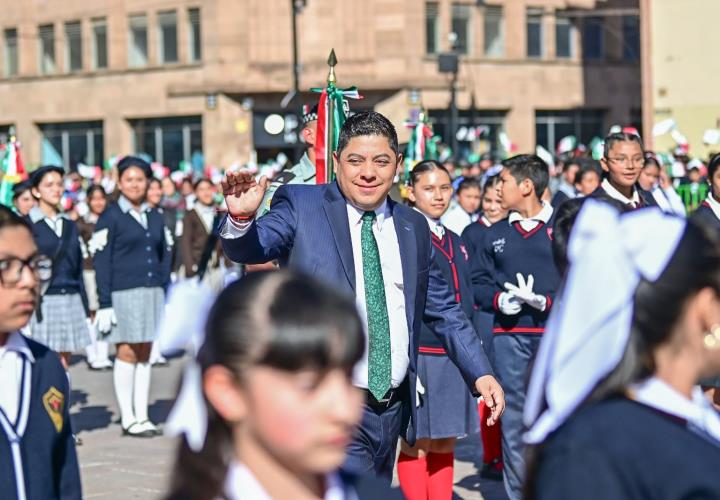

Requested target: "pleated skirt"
[
  {"left": 106, "top": 287, "right": 165, "bottom": 344},
  {"left": 30, "top": 293, "right": 89, "bottom": 352}
]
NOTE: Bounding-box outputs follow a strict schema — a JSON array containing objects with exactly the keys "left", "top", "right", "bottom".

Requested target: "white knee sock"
[
  {"left": 85, "top": 323, "right": 97, "bottom": 364},
  {"left": 113, "top": 360, "right": 136, "bottom": 428},
  {"left": 96, "top": 340, "right": 110, "bottom": 364},
  {"left": 133, "top": 362, "right": 152, "bottom": 423}
]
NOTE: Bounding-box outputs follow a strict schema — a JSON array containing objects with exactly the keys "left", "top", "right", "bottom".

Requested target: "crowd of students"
[{"left": 1, "top": 111, "right": 719, "bottom": 500}]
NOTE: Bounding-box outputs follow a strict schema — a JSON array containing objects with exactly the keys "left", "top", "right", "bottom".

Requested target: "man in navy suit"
[{"left": 220, "top": 111, "right": 504, "bottom": 479}]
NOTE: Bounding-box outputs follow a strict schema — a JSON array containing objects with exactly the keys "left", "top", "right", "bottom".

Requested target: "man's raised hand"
[{"left": 221, "top": 170, "right": 270, "bottom": 218}]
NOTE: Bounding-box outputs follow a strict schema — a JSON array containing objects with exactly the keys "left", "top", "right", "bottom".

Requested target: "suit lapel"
[
  {"left": 391, "top": 201, "right": 417, "bottom": 328},
  {"left": 323, "top": 183, "right": 356, "bottom": 290}
]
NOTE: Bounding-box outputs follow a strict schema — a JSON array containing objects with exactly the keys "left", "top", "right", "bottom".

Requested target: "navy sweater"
[
  {"left": 474, "top": 217, "right": 560, "bottom": 335},
  {"left": 93, "top": 202, "right": 172, "bottom": 308},
  {"left": 29, "top": 216, "right": 88, "bottom": 312},
  {"left": 419, "top": 229, "right": 475, "bottom": 353},
  {"left": 591, "top": 182, "right": 657, "bottom": 209},
  {"left": 0, "top": 336, "right": 81, "bottom": 499}
]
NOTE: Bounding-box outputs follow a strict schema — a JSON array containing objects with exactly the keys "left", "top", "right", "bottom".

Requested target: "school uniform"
[
  {"left": 27, "top": 207, "right": 89, "bottom": 353},
  {"left": 0, "top": 332, "right": 82, "bottom": 499},
  {"left": 92, "top": 196, "right": 172, "bottom": 344},
  {"left": 473, "top": 202, "right": 561, "bottom": 500},
  {"left": 531, "top": 379, "right": 720, "bottom": 500},
  {"left": 415, "top": 215, "right": 479, "bottom": 440},
  {"left": 462, "top": 215, "right": 504, "bottom": 473},
  {"left": 440, "top": 203, "right": 477, "bottom": 236},
  {"left": 592, "top": 178, "right": 657, "bottom": 209}
]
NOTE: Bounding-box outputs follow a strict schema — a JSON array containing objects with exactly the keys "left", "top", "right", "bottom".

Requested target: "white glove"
[
  {"left": 94, "top": 308, "right": 117, "bottom": 335},
  {"left": 497, "top": 292, "right": 522, "bottom": 315},
  {"left": 504, "top": 273, "right": 547, "bottom": 311}
]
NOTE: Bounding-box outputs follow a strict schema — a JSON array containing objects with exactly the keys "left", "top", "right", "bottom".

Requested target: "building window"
[
  {"left": 131, "top": 116, "right": 203, "bottom": 170},
  {"left": 128, "top": 14, "right": 148, "bottom": 67},
  {"left": 535, "top": 110, "right": 605, "bottom": 152},
  {"left": 92, "top": 18, "right": 108, "bottom": 69},
  {"left": 65, "top": 21, "right": 82, "bottom": 72},
  {"left": 188, "top": 7, "right": 202, "bottom": 62},
  {"left": 4, "top": 28, "right": 18, "bottom": 76},
  {"left": 483, "top": 6, "right": 504, "bottom": 57},
  {"left": 622, "top": 15, "right": 640, "bottom": 61},
  {"left": 425, "top": 2, "right": 439, "bottom": 55},
  {"left": 555, "top": 14, "right": 574, "bottom": 59},
  {"left": 38, "top": 24, "right": 55, "bottom": 74},
  {"left": 583, "top": 16, "right": 604, "bottom": 60},
  {"left": 40, "top": 121, "right": 104, "bottom": 169},
  {"left": 526, "top": 8, "right": 543, "bottom": 58},
  {"left": 158, "top": 11, "right": 178, "bottom": 64},
  {"left": 451, "top": 4, "right": 472, "bottom": 54}
]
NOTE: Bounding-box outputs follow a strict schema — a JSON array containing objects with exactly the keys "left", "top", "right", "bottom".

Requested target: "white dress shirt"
[
  {"left": 28, "top": 206, "right": 64, "bottom": 237},
  {"left": 508, "top": 202, "right": 554, "bottom": 231},
  {"left": 601, "top": 178, "right": 640, "bottom": 207},
  {"left": 0, "top": 332, "right": 34, "bottom": 424},
  {"left": 441, "top": 203, "right": 476, "bottom": 236},
  {"left": 224, "top": 461, "right": 350, "bottom": 500},
  {"left": 414, "top": 208, "right": 445, "bottom": 239},
  {"left": 118, "top": 195, "right": 149, "bottom": 229},
  {"left": 220, "top": 199, "right": 411, "bottom": 390}
]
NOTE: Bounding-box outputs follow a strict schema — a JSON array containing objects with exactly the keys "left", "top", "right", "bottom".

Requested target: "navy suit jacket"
[{"left": 221, "top": 182, "right": 492, "bottom": 442}]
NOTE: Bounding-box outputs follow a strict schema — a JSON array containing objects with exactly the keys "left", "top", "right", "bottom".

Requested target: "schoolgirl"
[
  {"left": 525, "top": 200, "right": 720, "bottom": 499},
  {"left": 441, "top": 177, "right": 482, "bottom": 235},
  {"left": 461, "top": 173, "right": 506, "bottom": 479},
  {"left": 92, "top": 156, "right": 172, "bottom": 437},
  {"left": 11, "top": 180, "right": 35, "bottom": 216},
  {"left": 76, "top": 184, "right": 113, "bottom": 370},
  {"left": 0, "top": 205, "right": 82, "bottom": 500},
  {"left": 595, "top": 132, "right": 657, "bottom": 209},
  {"left": 397, "top": 160, "right": 480, "bottom": 500},
  {"left": 27, "top": 166, "right": 89, "bottom": 370},
  {"left": 165, "top": 271, "right": 400, "bottom": 499}
]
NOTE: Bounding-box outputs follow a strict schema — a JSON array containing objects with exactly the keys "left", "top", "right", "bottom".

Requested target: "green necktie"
[{"left": 361, "top": 211, "right": 392, "bottom": 400}]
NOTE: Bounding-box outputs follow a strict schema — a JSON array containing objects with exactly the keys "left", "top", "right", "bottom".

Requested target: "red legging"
[{"left": 479, "top": 399, "right": 503, "bottom": 466}]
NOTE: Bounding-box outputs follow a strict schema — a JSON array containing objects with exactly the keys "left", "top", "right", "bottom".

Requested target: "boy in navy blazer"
[
  {"left": 219, "top": 111, "right": 505, "bottom": 479},
  {"left": 0, "top": 205, "right": 81, "bottom": 500}
]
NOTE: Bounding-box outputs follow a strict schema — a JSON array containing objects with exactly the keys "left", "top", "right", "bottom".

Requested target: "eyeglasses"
[
  {"left": 606, "top": 156, "right": 645, "bottom": 166},
  {"left": 0, "top": 255, "right": 52, "bottom": 286}
]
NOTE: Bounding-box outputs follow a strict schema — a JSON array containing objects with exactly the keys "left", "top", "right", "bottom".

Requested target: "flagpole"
[{"left": 326, "top": 49, "right": 337, "bottom": 183}]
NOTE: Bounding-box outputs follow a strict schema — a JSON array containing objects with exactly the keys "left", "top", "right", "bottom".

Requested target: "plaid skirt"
[
  {"left": 30, "top": 293, "right": 90, "bottom": 353},
  {"left": 107, "top": 287, "right": 165, "bottom": 344}
]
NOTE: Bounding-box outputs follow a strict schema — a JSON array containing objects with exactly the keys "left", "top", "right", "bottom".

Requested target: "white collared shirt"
[
  {"left": 28, "top": 206, "right": 64, "bottom": 237},
  {"left": 194, "top": 204, "right": 216, "bottom": 233},
  {"left": 441, "top": 203, "right": 476, "bottom": 236},
  {"left": 0, "top": 332, "right": 35, "bottom": 424},
  {"left": 508, "top": 202, "right": 554, "bottom": 232},
  {"left": 348, "top": 201, "right": 408, "bottom": 389},
  {"left": 630, "top": 377, "right": 720, "bottom": 442},
  {"left": 220, "top": 198, "right": 410, "bottom": 390},
  {"left": 118, "top": 195, "right": 149, "bottom": 229},
  {"left": 224, "top": 460, "right": 351, "bottom": 500},
  {"left": 414, "top": 207, "right": 445, "bottom": 239},
  {"left": 602, "top": 178, "right": 640, "bottom": 207}
]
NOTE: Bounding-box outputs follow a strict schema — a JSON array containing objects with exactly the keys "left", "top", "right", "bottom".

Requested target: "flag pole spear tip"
[{"left": 327, "top": 49, "right": 337, "bottom": 84}]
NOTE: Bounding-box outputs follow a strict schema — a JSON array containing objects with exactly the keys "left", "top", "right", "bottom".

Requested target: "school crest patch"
[
  {"left": 459, "top": 244, "right": 469, "bottom": 261},
  {"left": 42, "top": 386, "right": 64, "bottom": 433},
  {"left": 492, "top": 237, "right": 506, "bottom": 254},
  {"left": 547, "top": 227, "right": 554, "bottom": 241}
]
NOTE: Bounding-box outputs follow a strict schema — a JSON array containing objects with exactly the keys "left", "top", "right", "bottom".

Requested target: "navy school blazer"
[
  {"left": 0, "top": 336, "right": 81, "bottom": 499},
  {"left": 220, "top": 181, "right": 493, "bottom": 444}
]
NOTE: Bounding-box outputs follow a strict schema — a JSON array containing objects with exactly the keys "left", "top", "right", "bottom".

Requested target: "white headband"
[
  {"left": 524, "top": 200, "right": 686, "bottom": 444},
  {"left": 158, "top": 279, "right": 217, "bottom": 451}
]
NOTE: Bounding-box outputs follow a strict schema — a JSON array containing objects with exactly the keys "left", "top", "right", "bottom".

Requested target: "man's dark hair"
[
  {"left": 502, "top": 154, "right": 549, "bottom": 199},
  {"left": 336, "top": 111, "right": 399, "bottom": 158}
]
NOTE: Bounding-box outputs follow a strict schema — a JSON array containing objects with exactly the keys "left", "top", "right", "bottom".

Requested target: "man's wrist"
[{"left": 228, "top": 211, "right": 256, "bottom": 222}]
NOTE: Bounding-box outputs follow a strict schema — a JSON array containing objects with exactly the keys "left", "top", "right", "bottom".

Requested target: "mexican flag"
[{"left": 0, "top": 138, "right": 27, "bottom": 208}]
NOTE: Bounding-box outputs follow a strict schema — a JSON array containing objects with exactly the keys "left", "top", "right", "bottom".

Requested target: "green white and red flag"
[{"left": 0, "top": 137, "right": 27, "bottom": 208}]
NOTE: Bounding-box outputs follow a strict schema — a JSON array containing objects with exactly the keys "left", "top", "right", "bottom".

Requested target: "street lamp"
[
  {"left": 438, "top": 32, "right": 460, "bottom": 158},
  {"left": 282, "top": 0, "right": 307, "bottom": 108}
]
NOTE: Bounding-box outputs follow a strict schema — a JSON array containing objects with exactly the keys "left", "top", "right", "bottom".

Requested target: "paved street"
[{"left": 69, "top": 355, "right": 508, "bottom": 500}]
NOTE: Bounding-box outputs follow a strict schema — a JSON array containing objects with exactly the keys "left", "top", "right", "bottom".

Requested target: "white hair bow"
[{"left": 524, "top": 200, "right": 686, "bottom": 444}]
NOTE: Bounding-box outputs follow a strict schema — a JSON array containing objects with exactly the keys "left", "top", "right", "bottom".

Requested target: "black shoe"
[
  {"left": 480, "top": 460, "right": 503, "bottom": 481},
  {"left": 122, "top": 422, "right": 155, "bottom": 438}
]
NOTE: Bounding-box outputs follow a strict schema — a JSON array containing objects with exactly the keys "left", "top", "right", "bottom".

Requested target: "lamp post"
[
  {"left": 438, "top": 32, "right": 460, "bottom": 159},
  {"left": 282, "top": 0, "right": 306, "bottom": 108}
]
